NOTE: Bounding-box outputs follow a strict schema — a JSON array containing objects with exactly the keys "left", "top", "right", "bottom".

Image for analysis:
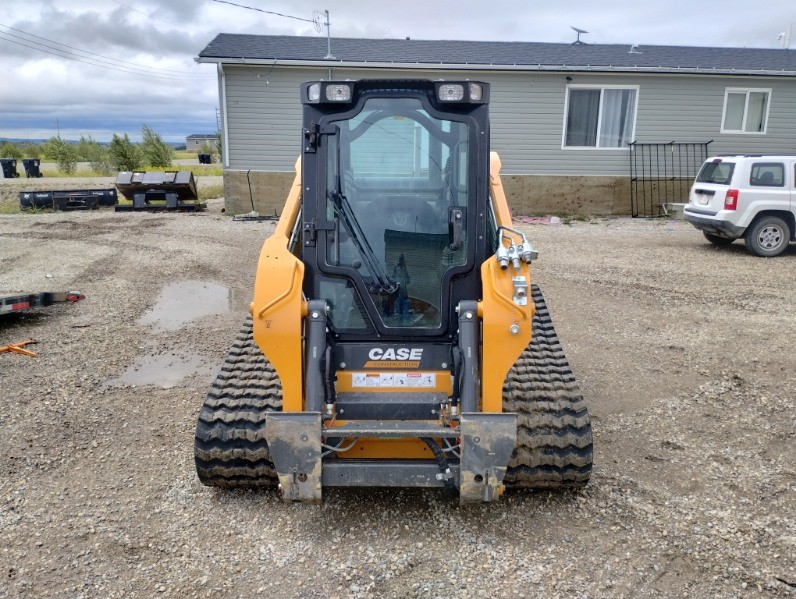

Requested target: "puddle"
[
  {"left": 138, "top": 280, "right": 246, "bottom": 331},
  {"left": 106, "top": 351, "right": 218, "bottom": 389},
  {"left": 118, "top": 280, "right": 246, "bottom": 387}
]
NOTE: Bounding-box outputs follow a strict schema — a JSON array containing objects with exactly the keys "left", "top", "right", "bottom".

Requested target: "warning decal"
[{"left": 351, "top": 372, "right": 436, "bottom": 388}]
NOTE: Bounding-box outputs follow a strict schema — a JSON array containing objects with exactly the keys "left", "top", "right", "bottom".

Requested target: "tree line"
[{"left": 0, "top": 125, "right": 181, "bottom": 175}]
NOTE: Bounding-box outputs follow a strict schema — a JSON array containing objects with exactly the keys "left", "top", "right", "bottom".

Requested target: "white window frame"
[
  {"left": 720, "top": 88, "right": 772, "bottom": 135},
  {"left": 561, "top": 84, "right": 639, "bottom": 150}
]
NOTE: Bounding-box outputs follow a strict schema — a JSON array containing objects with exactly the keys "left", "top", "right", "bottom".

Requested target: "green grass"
[
  {"left": 42, "top": 164, "right": 223, "bottom": 178},
  {"left": 0, "top": 201, "right": 49, "bottom": 215},
  {"left": 0, "top": 201, "right": 22, "bottom": 215},
  {"left": 198, "top": 183, "right": 224, "bottom": 200},
  {"left": 560, "top": 213, "right": 591, "bottom": 225},
  {"left": 45, "top": 168, "right": 112, "bottom": 178},
  {"left": 148, "top": 164, "right": 223, "bottom": 177}
]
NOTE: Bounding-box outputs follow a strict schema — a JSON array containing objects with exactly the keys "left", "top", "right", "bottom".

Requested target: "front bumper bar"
[{"left": 265, "top": 412, "right": 517, "bottom": 504}]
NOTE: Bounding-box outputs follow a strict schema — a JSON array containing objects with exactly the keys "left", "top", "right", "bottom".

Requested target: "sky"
[{"left": 1, "top": 0, "right": 793, "bottom": 143}]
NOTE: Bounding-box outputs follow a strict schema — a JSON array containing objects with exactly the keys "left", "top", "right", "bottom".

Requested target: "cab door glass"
[{"left": 323, "top": 98, "right": 470, "bottom": 330}]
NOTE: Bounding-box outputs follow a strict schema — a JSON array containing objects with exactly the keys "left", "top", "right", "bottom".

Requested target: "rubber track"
[
  {"left": 502, "top": 284, "right": 593, "bottom": 489},
  {"left": 194, "top": 316, "right": 282, "bottom": 487}
]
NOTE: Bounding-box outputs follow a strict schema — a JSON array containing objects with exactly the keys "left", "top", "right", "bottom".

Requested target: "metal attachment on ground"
[
  {"left": 0, "top": 339, "right": 38, "bottom": 357},
  {"left": 19, "top": 189, "right": 117, "bottom": 211},
  {"left": 233, "top": 209, "right": 280, "bottom": 222},
  {"left": 114, "top": 171, "right": 204, "bottom": 212}
]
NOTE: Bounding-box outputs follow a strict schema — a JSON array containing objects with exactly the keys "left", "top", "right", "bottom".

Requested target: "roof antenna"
[
  {"left": 313, "top": 10, "right": 335, "bottom": 59},
  {"left": 776, "top": 23, "right": 791, "bottom": 49},
  {"left": 570, "top": 26, "right": 589, "bottom": 45}
]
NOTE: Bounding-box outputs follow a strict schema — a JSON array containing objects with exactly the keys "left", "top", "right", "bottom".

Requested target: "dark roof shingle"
[{"left": 198, "top": 34, "right": 796, "bottom": 75}]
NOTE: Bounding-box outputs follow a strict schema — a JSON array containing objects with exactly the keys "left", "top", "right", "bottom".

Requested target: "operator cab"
[{"left": 299, "top": 80, "right": 492, "bottom": 339}]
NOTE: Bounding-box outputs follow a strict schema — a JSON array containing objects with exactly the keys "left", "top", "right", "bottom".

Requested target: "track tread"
[
  {"left": 194, "top": 316, "right": 281, "bottom": 488},
  {"left": 503, "top": 284, "right": 594, "bottom": 489}
]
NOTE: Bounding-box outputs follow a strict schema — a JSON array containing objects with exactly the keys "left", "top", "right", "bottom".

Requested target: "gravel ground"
[{"left": 0, "top": 205, "right": 794, "bottom": 599}]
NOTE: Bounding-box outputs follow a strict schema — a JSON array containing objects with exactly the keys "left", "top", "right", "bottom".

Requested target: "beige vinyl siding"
[
  {"left": 222, "top": 65, "right": 796, "bottom": 176},
  {"left": 222, "top": 66, "right": 313, "bottom": 170}
]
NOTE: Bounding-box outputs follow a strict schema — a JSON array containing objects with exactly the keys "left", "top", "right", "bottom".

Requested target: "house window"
[
  {"left": 721, "top": 89, "right": 770, "bottom": 134},
  {"left": 564, "top": 86, "right": 638, "bottom": 148}
]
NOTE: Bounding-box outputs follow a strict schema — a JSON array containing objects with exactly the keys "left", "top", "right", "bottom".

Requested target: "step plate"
[
  {"left": 335, "top": 392, "right": 444, "bottom": 420},
  {"left": 323, "top": 460, "right": 459, "bottom": 488}
]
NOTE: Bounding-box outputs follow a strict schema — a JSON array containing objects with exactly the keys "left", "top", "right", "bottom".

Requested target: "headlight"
[
  {"left": 307, "top": 83, "right": 321, "bottom": 102},
  {"left": 438, "top": 83, "right": 464, "bottom": 102},
  {"left": 305, "top": 82, "right": 353, "bottom": 103},
  {"left": 325, "top": 83, "right": 352, "bottom": 102},
  {"left": 435, "top": 81, "right": 488, "bottom": 103}
]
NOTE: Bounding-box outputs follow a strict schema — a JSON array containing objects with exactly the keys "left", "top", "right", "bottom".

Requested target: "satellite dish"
[{"left": 570, "top": 26, "right": 589, "bottom": 44}]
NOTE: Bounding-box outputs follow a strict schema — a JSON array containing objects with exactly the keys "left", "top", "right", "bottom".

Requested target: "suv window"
[
  {"left": 696, "top": 161, "right": 734, "bottom": 185},
  {"left": 750, "top": 163, "right": 784, "bottom": 187}
]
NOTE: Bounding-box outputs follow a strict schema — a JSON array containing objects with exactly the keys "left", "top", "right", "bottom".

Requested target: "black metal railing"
[{"left": 629, "top": 141, "right": 712, "bottom": 217}]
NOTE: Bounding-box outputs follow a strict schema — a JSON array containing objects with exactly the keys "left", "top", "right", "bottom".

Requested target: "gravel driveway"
[{"left": 0, "top": 204, "right": 794, "bottom": 598}]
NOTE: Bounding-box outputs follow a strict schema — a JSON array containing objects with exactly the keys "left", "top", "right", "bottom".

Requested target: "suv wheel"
[
  {"left": 744, "top": 216, "right": 791, "bottom": 257},
  {"left": 703, "top": 232, "right": 734, "bottom": 246}
]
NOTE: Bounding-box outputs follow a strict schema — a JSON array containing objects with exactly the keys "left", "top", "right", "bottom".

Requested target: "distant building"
[{"left": 186, "top": 134, "right": 217, "bottom": 151}]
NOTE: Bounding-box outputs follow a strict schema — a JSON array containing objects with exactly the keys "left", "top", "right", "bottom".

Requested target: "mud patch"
[{"left": 106, "top": 350, "right": 218, "bottom": 388}]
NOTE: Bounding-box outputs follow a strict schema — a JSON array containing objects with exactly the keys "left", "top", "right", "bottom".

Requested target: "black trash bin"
[
  {"left": 1, "top": 158, "right": 19, "bottom": 178},
  {"left": 22, "top": 158, "right": 42, "bottom": 178},
  {"left": 198, "top": 153, "right": 211, "bottom": 164}
]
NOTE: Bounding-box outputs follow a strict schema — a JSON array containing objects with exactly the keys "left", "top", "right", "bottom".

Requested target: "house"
[
  {"left": 197, "top": 34, "right": 796, "bottom": 216},
  {"left": 185, "top": 133, "right": 218, "bottom": 152}
]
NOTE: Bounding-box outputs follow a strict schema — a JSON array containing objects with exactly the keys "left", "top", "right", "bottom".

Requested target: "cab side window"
[{"left": 749, "top": 163, "right": 784, "bottom": 187}]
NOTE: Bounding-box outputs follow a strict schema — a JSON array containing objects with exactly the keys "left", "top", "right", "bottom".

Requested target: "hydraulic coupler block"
[
  {"left": 496, "top": 243, "right": 511, "bottom": 270},
  {"left": 495, "top": 226, "right": 539, "bottom": 271},
  {"left": 512, "top": 276, "right": 529, "bottom": 306}
]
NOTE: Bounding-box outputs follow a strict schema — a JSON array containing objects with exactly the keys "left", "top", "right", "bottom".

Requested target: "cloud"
[{"left": 1, "top": 0, "right": 793, "bottom": 143}]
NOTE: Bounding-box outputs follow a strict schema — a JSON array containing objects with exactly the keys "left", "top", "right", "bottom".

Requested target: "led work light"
[
  {"left": 306, "top": 82, "right": 353, "bottom": 103},
  {"left": 435, "top": 81, "right": 487, "bottom": 103}
]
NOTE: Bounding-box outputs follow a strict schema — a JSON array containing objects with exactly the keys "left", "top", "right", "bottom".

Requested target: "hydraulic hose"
[
  {"left": 450, "top": 345, "right": 463, "bottom": 408},
  {"left": 421, "top": 437, "right": 455, "bottom": 491},
  {"left": 323, "top": 345, "right": 335, "bottom": 406}
]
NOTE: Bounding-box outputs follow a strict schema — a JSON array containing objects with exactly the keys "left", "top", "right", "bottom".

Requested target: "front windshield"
[{"left": 324, "top": 97, "right": 469, "bottom": 330}]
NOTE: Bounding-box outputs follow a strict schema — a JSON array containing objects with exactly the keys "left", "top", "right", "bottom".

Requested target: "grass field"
[{"left": 39, "top": 163, "right": 223, "bottom": 178}]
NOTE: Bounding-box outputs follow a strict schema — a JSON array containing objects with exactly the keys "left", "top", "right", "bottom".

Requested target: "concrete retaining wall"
[{"left": 222, "top": 170, "right": 634, "bottom": 217}]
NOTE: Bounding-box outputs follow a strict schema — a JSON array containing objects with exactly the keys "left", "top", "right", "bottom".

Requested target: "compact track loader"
[{"left": 195, "top": 80, "right": 592, "bottom": 503}]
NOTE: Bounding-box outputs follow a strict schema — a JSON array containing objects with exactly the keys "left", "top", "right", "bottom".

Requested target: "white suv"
[{"left": 684, "top": 155, "right": 795, "bottom": 257}]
